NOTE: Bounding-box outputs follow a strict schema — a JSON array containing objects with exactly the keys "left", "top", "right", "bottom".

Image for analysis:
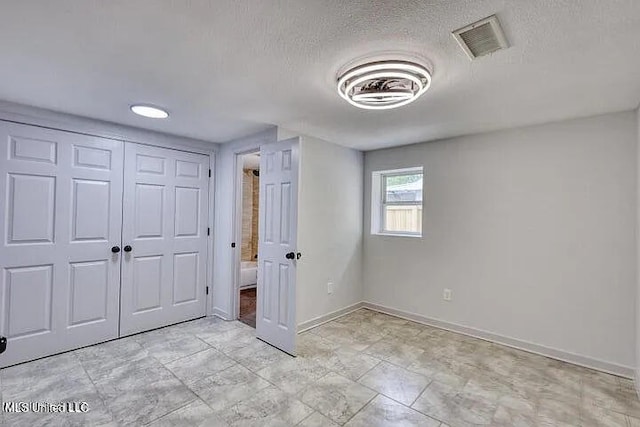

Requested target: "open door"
[{"left": 256, "top": 138, "right": 299, "bottom": 355}]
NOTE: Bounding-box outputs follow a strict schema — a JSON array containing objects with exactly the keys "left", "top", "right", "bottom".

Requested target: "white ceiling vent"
[{"left": 452, "top": 15, "right": 509, "bottom": 60}]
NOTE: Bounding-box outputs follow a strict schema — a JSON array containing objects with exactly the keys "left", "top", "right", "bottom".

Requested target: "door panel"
[
  {"left": 73, "top": 145, "right": 112, "bottom": 169},
  {"left": 69, "top": 260, "right": 108, "bottom": 326},
  {"left": 72, "top": 179, "right": 111, "bottom": 241},
  {"left": 133, "top": 255, "right": 163, "bottom": 313},
  {"left": 173, "top": 252, "right": 199, "bottom": 304},
  {"left": 135, "top": 183, "right": 165, "bottom": 238},
  {"left": 256, "top": 138, "right": 298, "bottom": 355},
  {"left": 10, "top": 135, "right": 57, "bottom": 163},
  {"left": 175, "top": 187, "right": 200, "bottom": 236},
  {"left": 7, "top": 174, "right": 56, "bottom": 244},
  {"left": 120, "top": 143, "right": 209, "bottom": 336},
  {"left": 0, "top": 122, "right": 123, "bottom": 368},
  {"left": 5, "top": 265, "right": 54, "bottom": 338}
]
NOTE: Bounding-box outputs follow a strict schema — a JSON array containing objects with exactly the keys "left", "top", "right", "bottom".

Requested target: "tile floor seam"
[
  {"left": 147, "top": 341, "right": 213, "bottom": 366},
  {"left": 340, "top": 391, "right": 380, "bottom": 426},
  {"left": 295, "top": 369, "right": 378, "bottom": 424},
  {"left": 75, "top": 352, "right": 119, "bottom": 424},
  {"left": 357, "top": 351, "right": 429, "bottom": 381},
  {"left": 194, "top": 334, "right": 216, "bottom": 349},
  {"left": 188, "top": 359, "right": 241, "bottom": 388},
  {"left": 150, "top": 348, "right": 232, "bottom": 421},
  {"left": 189, "top": 359, "right": 313, "bottom": 418},
  {"left": 353, "top": 359, "right": 383, "bottom": 382},
  {"left": 408, "top": 378, "right": 434, "bottom": 408},
  {"left": 610, "top": 406, "right": 640, "bottom": 420},
  {"left": 159, "top": 343, "right": 216, "bottom": 366},
  {"left": 356, "top": 378, "right": 433, "bottom": 416},
  {"left": 142, "top": 397, "right": 201, "bottom": 426},
  {"left": 195, "top": 395, "right": 219, "bottom": 414},
  {"left": 335, "top": 369, "right": 379, "bottom": 396},
  {"left": 408, "top": 381, "right": 475, "bottom": 425},
  {"left": 295, "top": 411, "right": 316, "bottom": 426},
  {"left": 408, "top": 400, "right": 447, "bottom": 426},
  {"left": 226, "top": 348, "right": 290, "bottom": 374},
  {"left": 251, "top": 364, "right": 306, "bottom": 393}
]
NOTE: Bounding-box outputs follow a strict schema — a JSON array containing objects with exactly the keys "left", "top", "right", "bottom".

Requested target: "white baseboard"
[
  {"left": 635, "top": 369, "right": 640, "bottom": 399},
  {"left": 298, "top": 302, "right": 364, "bottom": 333},
  {"left": 362, "top": 301, "right": 634, "bottom": 379},
  {"left": 212, "top": 307, "right": 232, "bottom": 321}
]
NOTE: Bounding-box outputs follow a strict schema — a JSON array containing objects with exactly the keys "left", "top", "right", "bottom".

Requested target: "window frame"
[{"left": 371, "top": 166, "right": 423, "bottom": 237}]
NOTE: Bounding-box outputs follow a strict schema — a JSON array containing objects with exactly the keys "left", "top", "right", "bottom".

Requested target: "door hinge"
[
  {"left": 206, "top": 286, "right": 209, "bottom": 295},
  {"left": 0, "top": 336, "right": 6, "bottom": 354},
  {"left": 231, "top": 242, "right": 236, "bottom": 248},
  {"left": 209, "top": 169, "right": 211, "bottom": 178},
  {"left": 207, "top": 227, "right": 210, "bottom": 236}
]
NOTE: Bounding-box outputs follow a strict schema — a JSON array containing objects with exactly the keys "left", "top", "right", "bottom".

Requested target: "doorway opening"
[
  {"left": 237, "top": 152, "right": 260, "bottom": 328},
  {"left": 232, "top": 138, "right": 299, "bottom": 354}
]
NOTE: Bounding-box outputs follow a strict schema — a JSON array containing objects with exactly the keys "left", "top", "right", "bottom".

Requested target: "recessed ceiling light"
[
  {"left": 130, "top": 104, "right": 169, "bottom": 119},
  {"left": 337, "top": 60, "right": 431, "bottom": 110}
]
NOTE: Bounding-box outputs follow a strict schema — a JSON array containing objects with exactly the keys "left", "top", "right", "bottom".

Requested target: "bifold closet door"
[
  {"left": 120, "top": 143, "right": 209, "bottom": 336},
  {"left": 0, "top": 122, "right": 123, "bottom": 368}
]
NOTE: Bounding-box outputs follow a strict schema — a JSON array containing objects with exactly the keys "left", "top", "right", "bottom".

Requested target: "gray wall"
[
  {"left": 363, "top": 111, "right": 637, "bottom": 372},
  {"left": 636, "top": 105, "right": 640, "bottom": 387},
  {"left": 295, "top": 135, "right": 364, "bottom": 326}
]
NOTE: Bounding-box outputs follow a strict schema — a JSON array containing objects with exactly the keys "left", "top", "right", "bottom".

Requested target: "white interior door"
[
  {"left": 120, "top": 143, "right": 209, "bottom": 336},
  {"left": 256, "top": 138, "right": 299, "bottom": 355},
  {"left": 0, "top": 122, "right": 123, "bottom": 368}
]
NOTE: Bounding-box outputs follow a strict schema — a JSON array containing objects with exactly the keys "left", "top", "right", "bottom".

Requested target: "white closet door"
[
  {"left": 0, "top": 122, "right": 123, "bottom": 368},
  {"left": 256, "top": 138, "right": 299, "bottom": 355},
  {"left": 120, "top": 143, "right": 209, "bottom": 336}
]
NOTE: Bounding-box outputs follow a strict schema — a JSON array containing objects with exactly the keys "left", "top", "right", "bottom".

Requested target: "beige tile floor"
[{"left": 1, "top": 308, "right": 639, "bottom": 426}]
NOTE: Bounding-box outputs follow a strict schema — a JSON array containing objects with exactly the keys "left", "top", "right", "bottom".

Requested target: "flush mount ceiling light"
[
  {"left": 130, "top": 104, "right": 169, "bottom": 119},
  {"left": 337, "top": 60, "right": 431, "bottom": 110}
]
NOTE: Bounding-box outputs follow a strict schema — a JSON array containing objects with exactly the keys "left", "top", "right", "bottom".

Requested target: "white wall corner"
[
  {"left": 226, "top": 126, "right": 278, "bottom": 154},
  {"left": 276, "top": 127, "right": 300, "bottom": 142},
  {"left": 297, "top": 302, "right": 364, "bottom": 332},
  {"left": 212, "top": 307, "right": 232, "bottom": 321}
]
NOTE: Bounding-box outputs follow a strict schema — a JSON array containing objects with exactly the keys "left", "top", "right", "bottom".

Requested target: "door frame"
[
  {"left": 0, "top": 101, "right": 218, "bottom": 318},
  {"left": 231, "top": 148, "right": 260, "bottom": 321}
]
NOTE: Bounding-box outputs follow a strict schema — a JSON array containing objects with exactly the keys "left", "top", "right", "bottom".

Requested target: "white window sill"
[{"left": 372, "top": 232, "right": 422, "bottom": 238}]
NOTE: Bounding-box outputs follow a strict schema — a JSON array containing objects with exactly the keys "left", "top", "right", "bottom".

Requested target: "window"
[{"left": 371, "top": 167, "right": 423, "bottom": 237}]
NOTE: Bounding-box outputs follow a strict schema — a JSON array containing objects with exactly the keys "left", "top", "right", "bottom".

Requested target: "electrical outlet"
[
  {"left": 443, "top": 288, "right": 452, "bottom": 301},
  {"left": 327, "top": 282, "right": 334, "bottom": 294}
]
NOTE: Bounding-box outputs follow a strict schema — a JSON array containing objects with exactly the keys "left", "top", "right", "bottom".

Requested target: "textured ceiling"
[{"left": 0, "top": 1, "right": 639, "bottom": 150}]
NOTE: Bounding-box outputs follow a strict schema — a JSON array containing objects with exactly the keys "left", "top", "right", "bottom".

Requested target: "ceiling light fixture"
[
  {"left": 337, "top": 60, "right": 431, "bottom": 110},
  {"left": 130, "top": 104, "right": 169, "bottom": 119}
]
